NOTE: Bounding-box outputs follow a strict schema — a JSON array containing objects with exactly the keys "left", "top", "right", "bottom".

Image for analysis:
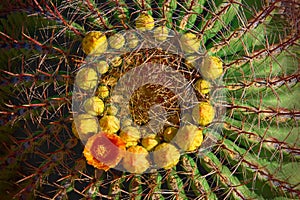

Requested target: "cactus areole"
[{"left": 73, "top": 25, "right": 225, "bottom": 173}]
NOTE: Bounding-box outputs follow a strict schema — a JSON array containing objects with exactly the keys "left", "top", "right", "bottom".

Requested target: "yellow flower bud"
[
  {"left": 97, "top": 85, "right": 110, "bottom": 99},
  {"left": 194, "top": 79, "right": 211, "bottom": 95},
  {"left": 83, "top": 97, "right": 105, "bottom": 116},
  {"left": 109, "top": 33, "right": 125, "bottom": 49},
  {"left": 82, "top": 31, "right": 108, "bottom": 55},
  {"left": 192, "top": 102, "right": 215, "bottom": 126},
  {"left": 173, "top": 125, "right": 203, "bottom": 151},
  {"left": 96, "top": 60, "right": 109, "bottom": 74},
  {"left": 120, "top": 126, "right": 141, "bottom": 147},
  {"left": 200, "top": 56, "right": 223, "bottom": 80},
  {"left": 122, "top": 146, "right": 150, "bottom": 173},
  {"left": 99, "top": 115, "right": 120, "bottom": 133},
  {"left": 73, "top": 114, "right": 99, "bottom": 136},
  {"left": 75, "top": 68, "right": 98, "bottom": 91},
  {"left": 135, "top": 13, "right": 155, "bottom": 31},
  {"left": 153, "top": 143, "right": 180, "bottom": 170},
  {"left": 163, "top": 127, "right": 178, "bottom": 142},
  {"left": 153, "top": 26, "right": 169, "bottom": 41},
  {"left": 180, "top": 33, "right": 200, "bottom": 53},
  {"left": 142, "top": 134, "right": 159, "bottom": 151}
]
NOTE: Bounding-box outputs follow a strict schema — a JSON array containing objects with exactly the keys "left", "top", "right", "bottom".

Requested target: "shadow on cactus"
[{"left": 0, "top": 0, "right": 299, "bottom": 199}]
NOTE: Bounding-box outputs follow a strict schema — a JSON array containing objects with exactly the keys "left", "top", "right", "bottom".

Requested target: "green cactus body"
[
  {"left": 158, "top": 0, "right": 177, "bottom": 28},
  {"left": 108, "top": 173, "right": 126, "bottom": 199},
  {"left": 109, "top": 0, "right": 130, "bottom": 27},
  {"left": 200, "top": 152, "right": 260, "bottom": 199},
  {"left": 129, "top": 176, "right": 143, "bottom": 199},
  {"left": 181, "top": 155, "right": 218, "bottom": 199},
  {"left": 144, "top": 172, "right": 165, "bottom": 199},
  {"left": 0, "top": 0, "right": 299, "bottom": 199},
  {"left": 166, "top": 168, "right": 188, "bottom": 199}
]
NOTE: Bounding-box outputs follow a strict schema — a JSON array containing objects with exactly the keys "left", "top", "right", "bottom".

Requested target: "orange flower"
[{"left": 83, "top": 132, "right": 126, "bottom": 171}]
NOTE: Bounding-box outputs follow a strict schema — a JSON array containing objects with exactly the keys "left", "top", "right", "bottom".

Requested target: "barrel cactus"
[{"left": 0, "top": 0, "right": 299, "bottom": 199}]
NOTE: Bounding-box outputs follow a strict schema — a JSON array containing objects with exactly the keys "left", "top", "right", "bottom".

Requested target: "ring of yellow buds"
[
  {"left": 173, "top": 125, "right": 203, "bottom": 152},
  {"left": 153, "top": 143, "right": 180, "bottom": 170},
  {"left": 82, "top": 31, "right": 108, "bottom": 55},
  {"left": 120, "top": 126, "right": 141, "bottom": 147},
  {"left": 75, "top": 68, "right": 98, "bottom": 91},
  {"left": 99, "top": 115, "right": 120, "bottom": 133},
  {"left": 180, "top": 33, "right": 201, "bottom": 53},
  {"left": 83, "top": 97, "right": 105, "bottom": 116},
  {"left": 122, "top": 146, "right": 150, "bottom": 173},
  {"left": 194, "top": 79, "right": 211, "bottom": 95},
  {"left": 200, "top": 56, "right": 223, "bottom": 80},
  {"left": 83, "top": 132, "right": 126, "bottom": 171},
  {"left": 77, "top": 25, "right": 220, "bottom": 172},
  {"left": 135, "top": 13, "right": 155, "bottom": 31},
  {"left": 192, "top": 102, "right": 215, "bottom": 126}
]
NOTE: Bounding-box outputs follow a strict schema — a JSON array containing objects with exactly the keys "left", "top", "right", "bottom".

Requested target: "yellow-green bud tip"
[
  {"left": 122, "top": 146, "right": 149, "bottom": 173},
  {"left": 142, "top": 134, "right": 159, "bottom": 151},
  {"left": 163, "top": 127, "right": 178, "bottom": 142},
  {"left": 82, "top": 31, "right": 108, "bottom": 55},
  {"left": 153, "top": 143, "right": 180, "bottom": 170},
  {"left": 96, "top": 60, "right": 109, "bottom": 74},
  {"left": 200, "top": 56, "right": 223, "bottom": 80},
  {"left": 73, "top": 114, "right": 99, "bottom": 136},
  {"left": 153, "top": 26, "right": 169, "bottom": 41},
  {"left": 109, "top": 33, "right": 125, "bottom": 49},
  {"left": 120, "top": 126, "right": 141, "bottom": 147},
  {"left": 174, "top": 125, "right": 203, "bottom": 151},
  {"left": 135, "top": 13, "right": 155, "bottom": 31},
  {"left": 194, "top": 79, "right": 211, "bottom": 95},
  {"left": 99, "top": 115, "right": 120, "bottom": 133},
  {"left": 83, "top": 96, "right": 105, "bottom": 116},
  {"left": 97, "top": 85, "right": 110, "bottom": 99},
  {"left": 180, "top": 33, "right": 200, "bottom": 53},
  {"left": 75, "top": 68, "right": 98, "bottom": 91},
  {"left": 192, "top": 102, "right": 215, "bottom": 126}
]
